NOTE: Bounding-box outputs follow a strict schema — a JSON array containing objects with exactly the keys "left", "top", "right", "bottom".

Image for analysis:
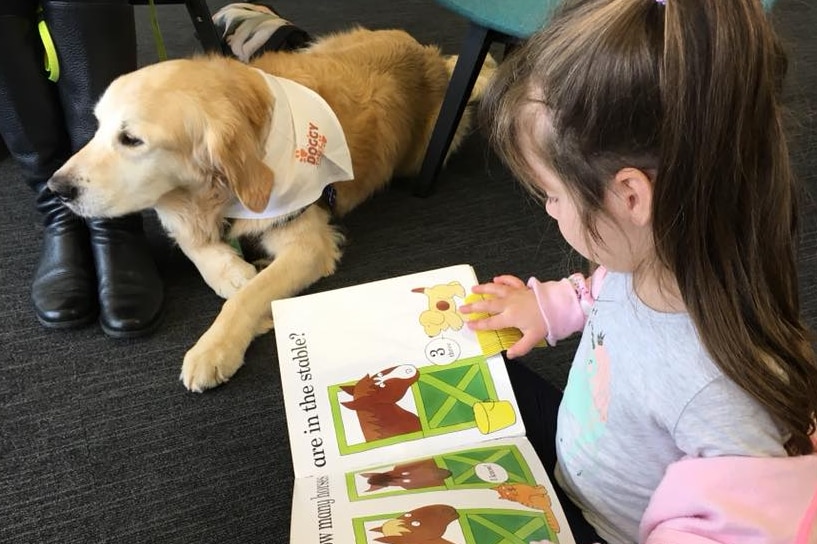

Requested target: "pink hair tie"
[{"left": 656, "top": 0, "right": 666, "bottom": 4}]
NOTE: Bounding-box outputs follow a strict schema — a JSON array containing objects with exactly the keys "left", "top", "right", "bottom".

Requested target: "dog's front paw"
[
  {"left": 208, "top": 259, "right": 258, "bottom": 299},
  {"left": 180, "top": 334, "right": 245, "bottom": 392}
]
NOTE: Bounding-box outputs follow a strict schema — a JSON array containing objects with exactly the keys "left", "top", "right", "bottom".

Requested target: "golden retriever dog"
[{"left": 47, "top": 27, "right": 495, "bottom": 392}]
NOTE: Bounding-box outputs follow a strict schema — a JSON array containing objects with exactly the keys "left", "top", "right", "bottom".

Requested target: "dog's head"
[{"left": 48, "top": 56, "right": 275, "bottom": 218}]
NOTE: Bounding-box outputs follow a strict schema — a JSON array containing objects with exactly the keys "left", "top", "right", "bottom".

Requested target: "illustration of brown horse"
[
  {"left": 371, "top": 504, "right": 460, "bottom": 544},
  {"left": 340, "top": 364, "right": 421, "bottom": 442},
  {"left": 361, "top": 458, "right": 452, "bottom": 492}
]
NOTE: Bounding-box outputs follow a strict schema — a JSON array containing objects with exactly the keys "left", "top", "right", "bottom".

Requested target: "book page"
[
  {"left": 290, "top": 436, "right": 576, "bottom": 544},
  {"left": 272, "top": 265, "right": 526, "bottom": 478}
]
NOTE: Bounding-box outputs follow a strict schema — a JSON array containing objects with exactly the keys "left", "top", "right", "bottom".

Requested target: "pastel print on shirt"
[{"left": 559, "top": 311, "right": 611, "bottom": 462}]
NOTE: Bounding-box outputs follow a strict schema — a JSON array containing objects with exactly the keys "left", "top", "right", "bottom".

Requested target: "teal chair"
[{"left": 414, "top": 0, "right": 777, "bottom": 197}]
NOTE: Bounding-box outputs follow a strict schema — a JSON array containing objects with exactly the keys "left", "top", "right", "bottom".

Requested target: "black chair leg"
[
  {"left": 184, "top": 0, "right": 223, "bottom": 54},
  {"left": 130, "top": 0, "right": 224, "bottom": 54},
  {"left": 413, "top": 22, "right": 495, "bottom": 197}
]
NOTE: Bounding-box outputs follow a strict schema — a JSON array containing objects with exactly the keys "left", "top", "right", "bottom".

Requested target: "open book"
[{"left": 272, "top": 264, "right": 575, "bottom": 544}]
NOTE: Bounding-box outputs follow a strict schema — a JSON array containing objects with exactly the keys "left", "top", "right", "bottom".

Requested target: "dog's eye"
[{"left": 118, "top": 131, "right": 144, "bottom": 147}]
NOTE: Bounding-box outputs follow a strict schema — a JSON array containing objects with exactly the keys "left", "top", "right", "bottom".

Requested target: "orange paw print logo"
[{"left": 295, "top": 121, "right": 327, "bottom": 166}]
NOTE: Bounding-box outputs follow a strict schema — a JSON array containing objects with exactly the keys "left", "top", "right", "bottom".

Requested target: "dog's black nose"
[{"left": 48, "top": 177, "right": 78, "bottom": 203}]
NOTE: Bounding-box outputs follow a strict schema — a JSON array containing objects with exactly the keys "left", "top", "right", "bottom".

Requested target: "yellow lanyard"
[{"left": 37, "top": 0, "right": 168, "bottom": 84}]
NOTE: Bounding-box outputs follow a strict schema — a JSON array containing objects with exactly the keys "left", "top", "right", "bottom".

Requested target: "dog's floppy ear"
[
  {"left": 201, "top": 74, "right": 275, "bottom": 213},
  {"left": 205, "top": 123, "right": 274, "bottom": 213}
]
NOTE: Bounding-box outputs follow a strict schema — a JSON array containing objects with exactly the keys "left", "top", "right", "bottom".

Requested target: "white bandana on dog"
[{"left": 222, "top": 70, "right": 354, "bottom": 219}]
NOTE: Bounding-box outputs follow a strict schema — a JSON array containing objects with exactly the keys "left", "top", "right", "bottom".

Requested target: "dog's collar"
[
  {"left": 222, "top": 71, "right": 353, "bottom": 220},
  {"left": 272, "top": 185, "right": 338, "bottom": 225},
  {"left": 226, "top": 185, "right": 339, "bottom": 247}
]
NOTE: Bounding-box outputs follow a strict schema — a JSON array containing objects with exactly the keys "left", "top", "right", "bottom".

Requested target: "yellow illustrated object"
[
  {"left": 413, "top": 281, "right": 467, "bottom": 337},
  {"left": 463, "top": 293, "right": 548, "bottom": 356},
  {"left": 473, "top": 400, "right": 517, "bottom": 434}
]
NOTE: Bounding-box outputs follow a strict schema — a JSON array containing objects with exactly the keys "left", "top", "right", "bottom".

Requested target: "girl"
[{"left": 460, "top": 0, "right": 817, "bottom": 542}]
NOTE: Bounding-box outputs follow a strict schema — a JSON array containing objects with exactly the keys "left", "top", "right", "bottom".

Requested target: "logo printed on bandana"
[{"left": 295, "top": 121, "right": 327, "bottom": 165}]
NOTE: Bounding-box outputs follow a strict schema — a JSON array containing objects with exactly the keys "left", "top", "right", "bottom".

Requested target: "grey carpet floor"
[{"left": 0, "top": 1, "right": 814, "bottom": 542}]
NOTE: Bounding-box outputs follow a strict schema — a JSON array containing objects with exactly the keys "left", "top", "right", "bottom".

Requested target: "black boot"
[
  {"left": 43, "top": 0, "right": 164, "bottom": 337},
  {"left": 0, "top": 7, "right": 98, "bottom": 329},
  {"left": 32, "top": 183, "right": 98, "bottom": 328},
  {"left": 88, "top": 216, "right": 163, "bottom": 338}
]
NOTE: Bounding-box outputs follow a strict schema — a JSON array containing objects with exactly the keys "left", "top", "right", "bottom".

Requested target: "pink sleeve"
[
  {"left": 640, "top": 455, "right": 817, "bottom": 544},
  {"left": 526, "top": 267, "right": 606, "bottom": 345}
]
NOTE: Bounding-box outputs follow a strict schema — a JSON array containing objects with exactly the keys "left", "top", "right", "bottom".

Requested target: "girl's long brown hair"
[{"left": 482, "top": 0, "right": 817, "bottom": 454}]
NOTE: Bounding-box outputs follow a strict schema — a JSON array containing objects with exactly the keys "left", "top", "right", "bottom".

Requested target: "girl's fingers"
[
  {"left": 466, "top": 314, "right": 510, "bottom": 331},
  {"left": 506, "top": 333, "right": 538, "bottom": 359},
  {"left": 470, "top": 283, "right": 494, "bottom": 294},
  {"left": 473, "top": 282, "right": 514, "bottom": 297},
  {"left": 462, "top": 300, "right": 504, "bottom": 324},
  {"left": 493, "top": 275, "right": 526, "bottom": 289},
  {"left": 460, "top": 297, "right": 500, "bottom": 315}
]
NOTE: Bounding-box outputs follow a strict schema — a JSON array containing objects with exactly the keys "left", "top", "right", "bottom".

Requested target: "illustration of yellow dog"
[{"left": 413, "top": 282, "right": 466, "bottom": 336}]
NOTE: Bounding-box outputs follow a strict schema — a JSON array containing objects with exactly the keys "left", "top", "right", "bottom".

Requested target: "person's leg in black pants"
[
  {"left": 1, "top": 0, "right": 164, "bottom": 336},
  {"left": 505, "top": 358, "right": 604, "bottom": 544},
  {"left": 41, "top": 0, "right": 164, "bottom": 337},
  {"left": 0, "top": 0, "right": 98, "bottom": 329}
]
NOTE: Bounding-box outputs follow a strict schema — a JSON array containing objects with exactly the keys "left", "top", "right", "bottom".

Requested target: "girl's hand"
[{"left": 459, "top": 275, "right": 547, "bottom": 359}]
